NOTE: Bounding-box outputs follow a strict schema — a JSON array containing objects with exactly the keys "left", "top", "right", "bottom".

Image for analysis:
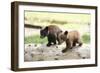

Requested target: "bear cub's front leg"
[{"left": 47, "top": 35, "right": 56, "bottom": 47}]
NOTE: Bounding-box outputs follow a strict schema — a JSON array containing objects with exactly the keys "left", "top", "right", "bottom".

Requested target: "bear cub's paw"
[
  {"left": 47, "top": 43, "right": 52, "bottom": 47},
  {"left": 62, "top": 49, "right": 67, "bottom": 53}
]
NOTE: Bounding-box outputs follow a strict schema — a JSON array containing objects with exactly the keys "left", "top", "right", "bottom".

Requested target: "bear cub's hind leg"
[{"left": 77, "top": 39, "right": 82, "bottom": 46}]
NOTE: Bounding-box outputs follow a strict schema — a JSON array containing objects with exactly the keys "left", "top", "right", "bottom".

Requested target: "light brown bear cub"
[{"left": 58, "top": 30, "right": 82, "bottom": 53}]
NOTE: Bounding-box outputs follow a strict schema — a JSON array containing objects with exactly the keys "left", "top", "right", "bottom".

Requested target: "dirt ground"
[{"left": 24, "top": 43, "right": 90, "bottom": 62}]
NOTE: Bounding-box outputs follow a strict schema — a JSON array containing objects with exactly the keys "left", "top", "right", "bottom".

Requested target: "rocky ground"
[{"left": 24, "top": 43, "right": 90, "bottom": 62}]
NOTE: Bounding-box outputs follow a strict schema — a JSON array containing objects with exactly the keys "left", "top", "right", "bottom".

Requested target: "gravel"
[{"left": 24, "top": 43, "right": 90, "bottom": 62}]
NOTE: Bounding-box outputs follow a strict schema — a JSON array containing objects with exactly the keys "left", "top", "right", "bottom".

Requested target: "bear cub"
[
  {"left": 40, "top": 25, "right": 62, "bottom": 46},
  {"left": 58, "top": 30, "right": 82, "bottom": 53}
]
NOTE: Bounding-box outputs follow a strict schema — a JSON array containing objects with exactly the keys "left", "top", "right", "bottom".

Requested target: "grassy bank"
[
  {"left": 25, "top": 33, "right": 90, "bottom": 44},
  {"left": 24, "top": 35, "right": 48, "bottom": 44}
]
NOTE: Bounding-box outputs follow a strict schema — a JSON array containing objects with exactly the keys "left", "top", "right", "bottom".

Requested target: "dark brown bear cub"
[
  {"left": 40, "top": 25, "right": 62, "bottom": 46},
  {"left": 58, "top": 30, "right": 82, "bottom": 53}
]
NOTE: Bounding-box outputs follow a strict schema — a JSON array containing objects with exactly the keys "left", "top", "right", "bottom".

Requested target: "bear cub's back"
[
  {"left": 67, "top": 31, "right": 80, "bottom": 41},
  {"left": 48, "top": 25, "right": 62, "bottom": 34}
]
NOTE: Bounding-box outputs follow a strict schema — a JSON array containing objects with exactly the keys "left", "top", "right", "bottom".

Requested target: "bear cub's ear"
[
  {"left": 45, "top": 26, "right": 48, "bottom": 30},
  {"left": 64, "top": 31, "right": 68, "bottom": 35}
]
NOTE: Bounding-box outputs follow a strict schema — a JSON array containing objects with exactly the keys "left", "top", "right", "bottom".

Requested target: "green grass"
[
  {"left": 25, "top": 11, "right": 91, "bottom": 26},
  {"left": 25, "top": 11, "right": 90, "bottom": 30},
  {"left": 25, "top": 33, "right": 90, "bottom": 44},
  {"left": 62, "top": 23, "right": 86, "bottom": 29},
  {"left": 24, "top": 35, "right": 48, "bottom": 44},
  {"left": 81, "top": 33, "right": 90, "bottom": 43}
]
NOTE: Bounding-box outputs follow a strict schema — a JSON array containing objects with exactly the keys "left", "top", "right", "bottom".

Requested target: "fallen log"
[{"left": 25, "top": 24, "right": 42, "bottom": 29}]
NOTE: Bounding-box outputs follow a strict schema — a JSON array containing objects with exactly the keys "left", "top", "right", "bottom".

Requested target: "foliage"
[
  {"left": 81, "top": 33, "right": 90, "bottom": 43},
  {"left": 25, "top": 35, "right": 48, "bottom": 44}
]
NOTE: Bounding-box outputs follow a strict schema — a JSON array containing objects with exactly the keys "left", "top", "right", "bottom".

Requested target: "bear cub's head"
[
  {"left": 40, "top": 26, "right": 48, "bottom": 38},
  {"left": 58, "top": 30, "right": 69, "bottom": 44}
]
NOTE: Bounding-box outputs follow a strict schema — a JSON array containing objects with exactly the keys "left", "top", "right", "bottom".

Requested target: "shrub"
[{"left": 82, "top": 33, "right": 90, "bottom": 43}]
